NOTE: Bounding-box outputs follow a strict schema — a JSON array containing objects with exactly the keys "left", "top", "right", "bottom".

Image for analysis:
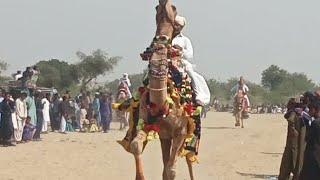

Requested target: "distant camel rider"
[
  {"left": 231, "top": 77, "right": 250, "bottom": 108},
  {"left": 118, "top": 73, "right": 132, "bottom": 99}
]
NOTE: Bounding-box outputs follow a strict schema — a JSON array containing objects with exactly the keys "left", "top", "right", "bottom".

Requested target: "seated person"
[
  {"left": 89, "top": 114, "right": 99, "bottom": 133},
  {"left": 22, "top": 116, "right": 36, "bottom": 142}
]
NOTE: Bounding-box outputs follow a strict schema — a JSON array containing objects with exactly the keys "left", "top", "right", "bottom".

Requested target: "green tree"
[
  {"left": 261, "top": 65, "right": 289, "bottom": 90},
  {"left": 0, "top": 61, "right": 10, "bottom": 84},
  {"left": 35, "top": 59, "right": 78, "bottom": 90},
  {"left": 75, "top": 49, "right": 121, "bottom": 89}
]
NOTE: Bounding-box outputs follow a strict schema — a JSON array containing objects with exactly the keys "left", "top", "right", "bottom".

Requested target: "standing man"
[
  {"left": 92, "top": 92, "right": 101, "bottom": 128},
  {"left": 0, "top": 92, "right": 15, "bottom": 146},
  {"left": 26, "top": 89, "right": 37, "bottom": 126},
  {"left": 0, "top": 88, "right": 4, "bottom": 124},
  {"left": 100, "top": 93, "right": 112, "bottom": 133},
  {"left": 59, "top": 96, "right": 70, "bottom": 134},
  {"left": 34, "top": 92, "right": 44, "bottom": 141},
  {"left": 278, "top": 97, "right": 308, "bottom": 180},
  {"left": 14, "top": 92, "right": 28, "bottom": 143},
  {"left": 51, "top": 93, "right": 61, "bottom": 132},
  {"left": 300, "top": 97, "right": 320, "bottom": 179}
]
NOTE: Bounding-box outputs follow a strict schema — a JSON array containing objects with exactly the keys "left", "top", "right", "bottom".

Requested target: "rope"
[{"left": 147, "top": 85, "right": 167, "bottom": 92}]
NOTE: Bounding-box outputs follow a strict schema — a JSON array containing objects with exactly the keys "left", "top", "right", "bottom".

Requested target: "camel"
[
  {"left": 233, "top": 89, "right": 248, "bottom": 128},
  {"left": 116, "top": 90, "right": 129, "bottom": 130},
  {"left": 128, "top": 1, "right": 197, "bottom": 180}
]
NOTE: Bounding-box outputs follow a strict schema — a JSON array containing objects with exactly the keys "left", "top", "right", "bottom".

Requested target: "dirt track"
[{"left": 0, "top": 112, "right": 287, "bottom": 180}]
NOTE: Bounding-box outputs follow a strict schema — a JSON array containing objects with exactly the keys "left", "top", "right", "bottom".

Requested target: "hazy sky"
[{"left": 1, "top": 0, "right": 319, "bottom": 84}]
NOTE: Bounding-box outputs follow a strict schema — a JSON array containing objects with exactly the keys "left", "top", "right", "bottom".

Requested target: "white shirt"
[
  {"left": 172, "top": 33, "right": 194, "bottom": 63},
  {"left": 15, "top": 98, "right": 27, "bottom": 121},
  {"left": 231, "top": 84, "right": 249, "bottom": 94},
  {"left": 14, "top": 74, "right": 23, "bottom": 80},
  {"left": 183, "top": 60, "right": 211, "bottom": 104}
]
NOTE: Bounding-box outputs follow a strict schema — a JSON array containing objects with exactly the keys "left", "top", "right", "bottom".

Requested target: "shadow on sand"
[
  {"left": 202, "top": 126, "right": 236, "bottom": 130},
  {"left": 236, "top": 172, "right": 278, "bottom": 179},
  {"left": 261, "top": 152, "right": 283, "bottom": 155}
]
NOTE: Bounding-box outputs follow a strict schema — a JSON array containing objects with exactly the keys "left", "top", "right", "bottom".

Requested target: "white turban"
[{"left": 175, "top": 15, "right": 186, "bottom": 27}]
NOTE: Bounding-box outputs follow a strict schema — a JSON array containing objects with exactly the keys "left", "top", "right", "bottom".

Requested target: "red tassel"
[
  {"left": 138, "top": 87, "right": 145, "bottom": 94},
  {"left": 149, "top": 102, "right": 157, "bottom": 109},
  {"left": 144, "top": 124, "right": 160, "bottom": 132},
  {"left": 184, "top": 104, "right": 194, "bottom": 115}
]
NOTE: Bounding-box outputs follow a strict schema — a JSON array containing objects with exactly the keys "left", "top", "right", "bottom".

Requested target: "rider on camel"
[
  {"left": 231, "top": 77, "right": 250, "bottom": 109},
  {"left": 172, "top": 15, "right": 210, "bottom": 107},
  {"left": 172, "top": 15, "right": 194, "bottom": 64},
  {"left": 118, "top": 73, "right": 132, "bottom": 99}
]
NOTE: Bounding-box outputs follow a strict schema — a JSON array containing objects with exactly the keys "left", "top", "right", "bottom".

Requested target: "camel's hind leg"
[
  {"left": 235, "top": 114, "right": 240, "bottom": 127},
  {"left": 239, "top": 111, "right": 244, "bottom": 128},
  {"left": 160, "top": 138, "right": 172, "bottom": 180},
  {"left": 186, "top": 157, "right": 195, "bottom": 180}
]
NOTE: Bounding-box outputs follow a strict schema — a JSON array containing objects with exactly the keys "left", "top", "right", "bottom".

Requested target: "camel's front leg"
[
  {"left": 160, "top": 138, "right": 172, "bottom": 180},
  {"left": 134, "top": 154, "right": 145, "bottom": 180},
  {"left": 131, "top": 130, "right": 147, "bottom": 180},
  {"left": 186, "top": 157, "right": 195, "bottom": 180},
  {"left": 166, "top": 133, "right": 186, "bottom": 180}
]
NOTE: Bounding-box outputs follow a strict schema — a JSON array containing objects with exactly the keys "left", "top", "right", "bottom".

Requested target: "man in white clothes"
[
  {"left": 171, "top": 15, "right": 210, "bottom": 106},
  {"left": 172, "top": 15, "right": 194, "bottom": 64},
  {"left": 118, "top": 73, "right": 132, "bottom": 99},
  {"left": 14, "top": 92, "right": 28, "bottom": 142}
]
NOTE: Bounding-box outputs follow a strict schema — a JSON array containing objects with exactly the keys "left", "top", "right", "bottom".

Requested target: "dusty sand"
[{"left": 0, "top": 112, "right": 287, "bottom": 180}]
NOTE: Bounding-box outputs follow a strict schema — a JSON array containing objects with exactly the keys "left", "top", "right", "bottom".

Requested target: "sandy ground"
[{"left": 0, "top": 112, "right": 287, "bottom": 180}]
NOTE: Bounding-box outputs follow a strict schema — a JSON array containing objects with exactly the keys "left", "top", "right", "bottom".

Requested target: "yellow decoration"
[
  {"left": 112, "top": 103, "right": 120, "bottom": 110},
  {"left": 146, "top": 130, "right": 160, "bottom": 141},
  {"left": 136, "top": 119, "right": 145, "bottom": 131},
  {"left": 193, "top": 106, "right": 202, "bottom": 116},
  {"left": 166, "top": 97, "right": 174, "bottom": 104}
]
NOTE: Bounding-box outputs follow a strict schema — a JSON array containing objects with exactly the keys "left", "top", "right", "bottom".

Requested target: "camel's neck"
[
  {"left": 148, "top": 46, "right": 168, "bottom": 107},
  {"left": 147, "top": 0, "right": 176, "bottom": 107},
  {"left": 149, "top": 76, "right": 167, "bottom": 107}
]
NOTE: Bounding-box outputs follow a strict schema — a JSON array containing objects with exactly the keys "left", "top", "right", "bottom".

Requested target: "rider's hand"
[{"left": 173, "top": 45, "right": 182, "bottom": 51}]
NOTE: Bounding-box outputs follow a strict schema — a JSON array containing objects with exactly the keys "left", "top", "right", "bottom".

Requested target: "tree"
[
  {"left": 75, "top": 49, "right": 121, "bottom": 89},
  {"left": 0, "top": 61, "right": 10, "bottom": 84},
  {"left": 35, "top": 59, "right": 78, "bottom": 90},
  {"left": 0, "top": 61, "right": 8, "bottom": 75},
  {"left": 274, "top": 72, "right": 315, "bottom": 96},
  {"left": 261, "top": 65, "right": 289, "bottom": 90}
]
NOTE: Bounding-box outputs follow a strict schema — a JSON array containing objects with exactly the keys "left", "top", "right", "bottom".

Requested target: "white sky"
[{"left": 1, "top": 0, "right": 319, "bottom": 83}]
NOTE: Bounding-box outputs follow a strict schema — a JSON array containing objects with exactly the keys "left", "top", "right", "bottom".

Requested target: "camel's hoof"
[
  {"left": 166, "top": 165, "right": 177, "bottom": 180},
  {"left": 241, "top": 126, "right": 244, "bottom": 128},
  {"left": 135, "top": 175, "right": 145, "bottom": 180}
]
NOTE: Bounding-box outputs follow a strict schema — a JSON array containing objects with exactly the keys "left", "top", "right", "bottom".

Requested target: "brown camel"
[
  {"left": 233, "top": 89, "right": 246, "bottom": 128},
  {"left": 129, "top": 0, "right": 196, "bottom": 180}
]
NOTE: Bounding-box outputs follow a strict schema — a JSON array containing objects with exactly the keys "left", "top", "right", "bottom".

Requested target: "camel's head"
[{"left": 156, "top": 0, "right": 177, "bottom": 27}]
